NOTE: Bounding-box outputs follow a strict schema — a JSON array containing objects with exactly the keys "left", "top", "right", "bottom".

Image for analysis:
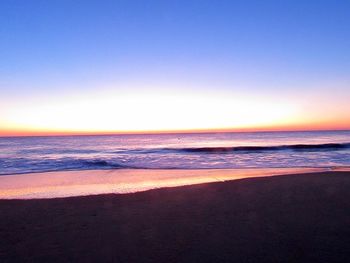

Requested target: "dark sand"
[{"left": 1, "top": 171, "right": 350, "bottom": 263}]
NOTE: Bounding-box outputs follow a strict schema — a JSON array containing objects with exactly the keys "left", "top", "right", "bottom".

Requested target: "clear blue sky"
[{"left": 1, "top": 0, "right": 350, "bottom": 134}]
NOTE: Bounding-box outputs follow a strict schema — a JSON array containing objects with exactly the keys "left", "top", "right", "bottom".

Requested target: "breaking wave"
[{"left": 177, "top": 143, "right": 350, "bottom": 153}]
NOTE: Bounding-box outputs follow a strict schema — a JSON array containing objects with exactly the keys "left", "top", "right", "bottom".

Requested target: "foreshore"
[
  {"left": 0, "top": 170, "right": 350, "bottom": 262},
  {"left": 0, "top": 167, "right": 335, "bottom": 199}
]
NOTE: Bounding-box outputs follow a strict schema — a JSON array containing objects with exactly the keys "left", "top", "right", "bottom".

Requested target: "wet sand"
[
  {"left": 1, "top": 171, "right": 350, "bottom": 262},
  {"left": 0, "top": 167, "right": 328, "bottom": 199}
]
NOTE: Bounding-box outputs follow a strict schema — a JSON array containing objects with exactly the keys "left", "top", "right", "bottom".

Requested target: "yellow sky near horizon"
[{"left": 1, "top": 89, "right": 349, "bottom": 136}]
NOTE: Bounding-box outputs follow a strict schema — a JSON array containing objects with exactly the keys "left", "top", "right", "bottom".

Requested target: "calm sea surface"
[{"left": 0, "top": 130, "right": 350, "bottom": 175}]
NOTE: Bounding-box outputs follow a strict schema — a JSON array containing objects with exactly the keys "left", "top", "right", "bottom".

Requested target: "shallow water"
[
  {"left": 0, "top": 167, "right": 329, "bottom": 199},
  {"left": 1, "top": 130, "right": 350, "bottom": 175}
]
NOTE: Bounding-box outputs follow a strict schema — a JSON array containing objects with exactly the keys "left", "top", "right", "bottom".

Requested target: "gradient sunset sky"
[{"left": 1, "top": 0, "right": 349, "bottom": 136}]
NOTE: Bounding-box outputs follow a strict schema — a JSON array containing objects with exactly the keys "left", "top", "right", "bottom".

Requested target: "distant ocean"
[{"left": 1, "top": 130, "right": 350, "bottom": 175}]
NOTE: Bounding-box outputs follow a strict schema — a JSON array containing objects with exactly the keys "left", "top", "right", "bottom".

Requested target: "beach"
[
  {"left": 0, "top": 167, "right": 328, "bottom": 199},
  {"left": 1, "top": 170, "right": 350, "bottom": 262},
  {"left": 2, "top": 0, "right": 350, "bottom": 261}
]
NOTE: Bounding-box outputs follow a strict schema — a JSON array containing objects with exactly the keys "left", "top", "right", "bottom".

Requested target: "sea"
[{"left": 0, "top": 130, "right": 350, "bottom": 175}]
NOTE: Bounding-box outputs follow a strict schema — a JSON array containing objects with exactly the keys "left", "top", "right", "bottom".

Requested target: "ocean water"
[{"left": 0, "top": 130, "right": 350, "bottom": 175}]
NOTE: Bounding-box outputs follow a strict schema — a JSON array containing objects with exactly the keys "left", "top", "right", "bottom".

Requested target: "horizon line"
[{"left": 1, "top": 127, "right": 349, "bottom": 138}]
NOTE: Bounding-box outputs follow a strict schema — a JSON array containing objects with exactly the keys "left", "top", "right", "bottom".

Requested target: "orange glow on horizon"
[
  {"left": 1, "top": 90, "right": 349, "bottom": 137},
  {"left": 1, "top": 122, "right": 349, "bottom": 137}
]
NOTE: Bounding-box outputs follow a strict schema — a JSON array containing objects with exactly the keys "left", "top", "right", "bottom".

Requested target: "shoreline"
[
  {"left": 1, "top": 171, "right": 350, "bottom": 262},
  {"left": 0, "top": 167, "right": 342, "bottom": 200}
]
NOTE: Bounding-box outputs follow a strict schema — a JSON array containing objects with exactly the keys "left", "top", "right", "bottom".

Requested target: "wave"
[
  {"left": 178, "top": 143, "right": 350, "bottom": 153},
  {"left": 0, "top": 158, "right": 134, "bottom": 176},
  {"left": 80, "top": 159, "right": 126, "bottom": 168},
  {"left": 1, "top": 142, "right": 350, "bottom": 175},
  {"left": 113, "top": 142, "right": 350, "bottom": 154}
]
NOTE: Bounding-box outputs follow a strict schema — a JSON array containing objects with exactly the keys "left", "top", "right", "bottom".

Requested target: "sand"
[
  {"left": 0, "top": 171, "right": 350, "bottom": 262},
  {"left": 0, "top": 167, "right": 328, "bottom": 199}
]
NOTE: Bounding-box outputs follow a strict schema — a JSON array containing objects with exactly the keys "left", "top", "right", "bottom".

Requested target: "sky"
[{"left": 0, "top": 0, "right": 349, "bottom": 136}]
